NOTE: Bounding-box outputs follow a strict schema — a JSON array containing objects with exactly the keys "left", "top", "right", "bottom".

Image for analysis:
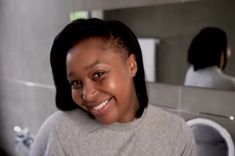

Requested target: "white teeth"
[{"left": 93, "top": 99, "right": 109, "bottom": 110}]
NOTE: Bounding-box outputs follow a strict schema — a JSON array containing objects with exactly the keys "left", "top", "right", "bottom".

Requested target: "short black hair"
[
  {"left": 187, "top": 27, "right": 228, "bottom": 71},
  {"left": 50, "top": 18, "right": 148, "bottom": 118}
]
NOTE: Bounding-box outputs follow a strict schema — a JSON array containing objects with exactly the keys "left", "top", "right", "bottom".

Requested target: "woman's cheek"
[
  {"left": 72, "top": 89, "right": 81, "bottom": 104},
  {"left": 105, "top": 77, "right": 118, "bottom": 91}
]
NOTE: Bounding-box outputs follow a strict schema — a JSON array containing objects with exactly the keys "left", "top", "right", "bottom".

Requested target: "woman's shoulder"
[
  {"left": 30, "top": 109, "right": 97, "bottom": 155},
  {"left": 146, "top": 105, "right": 196, "bottom": 155},
  {"left": 219, "top": 72, "right": 235, "bottom": 87},
  {"left": 147, "top": 105, "right": 183, "bottom": 123},
  {"left": 39, "top": 108, "right": 95, "bottom": 133},
  {"left": 147, "top": 104, "right": 192, "bottom": 136}
]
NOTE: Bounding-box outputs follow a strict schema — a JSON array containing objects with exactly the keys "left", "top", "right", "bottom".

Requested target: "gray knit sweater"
[{"left": 30, "top": 104, "right": 196, "bottom": 156}]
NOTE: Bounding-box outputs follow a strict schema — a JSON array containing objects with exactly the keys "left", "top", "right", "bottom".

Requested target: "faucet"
[{"left": 14, "top": 126, "right": 34, "bottom": 149}]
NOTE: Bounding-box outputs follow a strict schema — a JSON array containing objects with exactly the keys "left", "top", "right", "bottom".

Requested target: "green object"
[{"left": 70, "top": 11, "right": 89, "bottom": 21}]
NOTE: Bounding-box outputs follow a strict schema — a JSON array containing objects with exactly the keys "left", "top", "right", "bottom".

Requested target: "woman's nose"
[{"left": 81, "top": 82, "right": 97, "bottom": 101}]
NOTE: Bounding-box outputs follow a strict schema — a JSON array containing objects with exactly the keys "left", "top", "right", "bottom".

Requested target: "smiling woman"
[
  {"left": 29, "top": 18, "right": 196, "bottom": 156},
  {"left": 66, "top": 38, "right": 139, "bottom": 124}
]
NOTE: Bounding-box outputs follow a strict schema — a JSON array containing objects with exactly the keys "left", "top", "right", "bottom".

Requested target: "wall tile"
[
  {"left": 180, "top": 86, "right": 235, "bottom": 118},
  {"left": 148, "top": 82, "right": 180, "bottom": 109}
]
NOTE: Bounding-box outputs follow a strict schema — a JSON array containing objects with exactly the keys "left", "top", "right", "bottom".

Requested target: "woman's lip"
[
  {"left": 93, "top": 99, "right": 109, "bottom": 110},
  {"left": 88, "top": 97, "right": 112, "bottom": 110},
  {"left": 89, "top": 97, "right": 113, "bottom": 116}
]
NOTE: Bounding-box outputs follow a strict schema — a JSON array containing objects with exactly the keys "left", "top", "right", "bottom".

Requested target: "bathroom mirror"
[{"left": 102, "top": 0, "right": 235, "bottom": 90}]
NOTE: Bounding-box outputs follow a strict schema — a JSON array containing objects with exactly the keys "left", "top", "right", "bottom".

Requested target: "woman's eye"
[
  {"left": 93, "top": 71, "right": 105, "bottom": 80},
  {"left": 70, "top": 80, "right": 82, "bottom": 88}
]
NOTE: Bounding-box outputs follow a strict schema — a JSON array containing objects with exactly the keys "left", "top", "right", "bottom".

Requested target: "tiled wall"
[{"left": 148, "top": 82, "right": 235, "bottom": 142}]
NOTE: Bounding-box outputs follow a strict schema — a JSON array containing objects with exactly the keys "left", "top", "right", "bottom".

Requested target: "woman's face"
[{"left": 66, "top": 38, "right": 139, "bottom": 125}]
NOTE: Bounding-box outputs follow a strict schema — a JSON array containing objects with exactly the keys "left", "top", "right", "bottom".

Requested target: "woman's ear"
[
  {"left": 227, "top": 47, "right": 231, "bottom": 59},
  {"left": 128, "top": 54, "right": 138, "bottom": 77}
]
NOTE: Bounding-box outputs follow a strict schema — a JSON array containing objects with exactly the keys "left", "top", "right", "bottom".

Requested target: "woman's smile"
[{"left": 89, "top": 97, "right": 113, "bottom": 117}]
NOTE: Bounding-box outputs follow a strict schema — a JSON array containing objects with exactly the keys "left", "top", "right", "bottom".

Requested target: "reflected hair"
[
  {"left": 187, "top": 27, "right": 228, "bottom": 71},
  {"left": 50, "top": 18, "right": 148, "bottom": 118}
]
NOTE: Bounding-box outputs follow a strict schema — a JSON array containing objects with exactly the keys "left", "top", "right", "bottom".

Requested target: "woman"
[
  {"left": 30, "top": 18, "right": 196, "bottom": 156},
  {"left": 184, "top": 27, "right": 235, "bottom": 90}
]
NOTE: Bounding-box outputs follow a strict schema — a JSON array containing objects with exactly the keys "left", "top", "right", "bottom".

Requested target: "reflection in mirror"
[
  {"left": 138, "top": 38, "right": 160, "bottom": 82},
  {"left": 184, "top": 27, "right": 235, "bottom": 91},
  {"left": 103, "top": 0, "right": 235, "bottom": 90}
]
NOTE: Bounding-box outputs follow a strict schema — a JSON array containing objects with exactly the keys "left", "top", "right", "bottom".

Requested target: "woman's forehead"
[{"left": 70, "top": 37, "right": 129, "bottom": 57}]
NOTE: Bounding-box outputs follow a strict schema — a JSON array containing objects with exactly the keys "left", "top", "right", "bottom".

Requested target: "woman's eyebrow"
[
  {"left": 85, "top": 60, "right": 108, "bottom": 70},
  {"left": 67, "top": 60, "right": 108, "bottom": 78},
  {"left": 67, "top": 71, "right": 75, "bottom": 79}
]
